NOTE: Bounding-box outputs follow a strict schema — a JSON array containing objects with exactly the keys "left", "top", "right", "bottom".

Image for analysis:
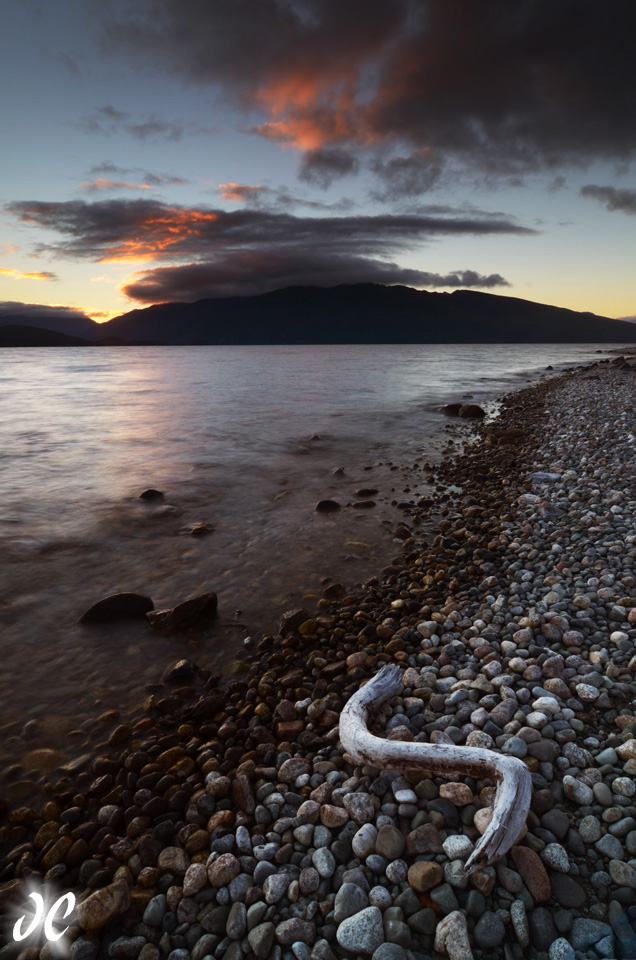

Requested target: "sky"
[{"left": 0, "top": 0, "right": 634, "bottom": 324}]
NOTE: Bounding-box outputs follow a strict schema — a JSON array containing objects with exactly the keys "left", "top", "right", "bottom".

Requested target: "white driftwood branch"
[{"left": 339, "top": 663, "right": 532, "bottom": 874}]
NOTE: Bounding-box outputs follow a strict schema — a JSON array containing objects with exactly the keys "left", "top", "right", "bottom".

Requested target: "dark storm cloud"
[
  {"left": 122, "top": 255, "right": 509, "bottom": 302},
  {"left": 580, "top": 185, "right": 636, "bottom": 216},
  {"left": 94, "top": 0, "right": 636, "bottom": 179},
  {"left": 298, "top": 149, "right": 360, "bottom": 188},
  {"left": 79, "top": 105, "right": 216, "bottom": 141},
  {"left": 6, "top": 198, "right": 534, "bottom": 263},
  {"left": 370, "top": 152, "right": 446, "bottom": 201},
  {"left": 0, "top": 301, "right": 92, "bottom": 321}
]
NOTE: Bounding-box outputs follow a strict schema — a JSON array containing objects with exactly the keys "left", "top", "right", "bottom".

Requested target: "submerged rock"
[
  {"left": 146, "top": 592, "right": 217, "bottom": 632},
  {"left": 78, "top": 592, "right": 153, "bottom": 624}
]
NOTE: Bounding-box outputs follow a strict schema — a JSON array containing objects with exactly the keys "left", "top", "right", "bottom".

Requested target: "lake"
[{"left": 0, "top": 342, "right": 620, "bottom": 792}]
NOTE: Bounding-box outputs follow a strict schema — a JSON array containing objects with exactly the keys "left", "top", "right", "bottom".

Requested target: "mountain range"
[{"left": 2, "top": 284, "right": 636, "bottom": 345}]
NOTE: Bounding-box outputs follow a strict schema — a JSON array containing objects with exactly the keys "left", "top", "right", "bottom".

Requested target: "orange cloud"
[
  {"left": 77, "top": 178, "right": 153, "bottom": 192},
  {"left": 97, "top": 208, "right": 220, "bottom": 263},
  {"left": 0, "top": 267, "right": 58, "bottom": 281},
  {"left": 218, "top": 183, "right": 263, "bottom": 202},
  {"left": 253, "top": 74, "right": 363, "bottom": 150}
]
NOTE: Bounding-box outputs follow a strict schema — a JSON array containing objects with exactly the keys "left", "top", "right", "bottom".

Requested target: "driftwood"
[{"left": 339, "top": 663, "right": 532, "bottom": 874}]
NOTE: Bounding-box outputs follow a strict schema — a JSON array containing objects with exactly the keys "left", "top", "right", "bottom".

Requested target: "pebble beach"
[{"left": 4, "top": 356, "right": 636, "bottom": 960}]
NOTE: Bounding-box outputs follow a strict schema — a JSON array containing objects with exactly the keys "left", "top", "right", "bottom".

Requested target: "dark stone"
[
  {"left": 146, "top": 593, "right": 217, "bottom": 632},
  {"left": 407, "top": 909, "right": 436, "bottom": 936},
  {"left": 612, "top": 913, "right": 636, "bottom": 960},
  {"left": 550, "top": 873, "right": 586, "bottom": 909},
  {"left": 316, "top": 499, "right": 341, "bottom": 512},
  {"left": 570, "top": 918, "right": 612, "bottom": 950},
  {"left": 541, "top": 808, "right": 570, "bottom": 839},
  {"left": 78, "top": 592, "right": 154, "bottom": 624},
  {"left": 279, "top": 608, "right": 312, "bottom": 634},
  {"left": 427, "top": 799, "right": 459, "bottom": 829},
  {"left": 529, "top": 906, "right": 558, "bottom": 951},
  {"left": 162, "top": 659, "right": 198, "bottom": 683},
  {"left": 139, "top": 489, "right": 164, "bottom": 500},
  {"left": 528, "top": 740, "right": 559, "bottom": 762},
  {"left": 459, "top": 404, "right": 486, "bottom": 419},
  {"left": 474, "top": 913, "right": 505, "bottom": 950}
]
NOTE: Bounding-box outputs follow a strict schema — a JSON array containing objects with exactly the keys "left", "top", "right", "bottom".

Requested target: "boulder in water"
[{"left": 78, "top": 593, "right": 154, "bottom": 624}]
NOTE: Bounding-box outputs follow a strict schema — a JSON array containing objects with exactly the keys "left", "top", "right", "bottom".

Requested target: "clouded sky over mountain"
[{"left": 1, "top": 0, "right": 634, "bottom": 320}]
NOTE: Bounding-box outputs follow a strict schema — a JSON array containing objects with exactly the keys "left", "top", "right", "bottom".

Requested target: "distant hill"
[
  {"left": 0, "top": 325, "right": 92, "bottom": 347},
  {"left": 98, "top": 284, "right": 636, "bottom": 344},
  {"left": 0, "top": 308, "right": 101, "bottom": 339}
]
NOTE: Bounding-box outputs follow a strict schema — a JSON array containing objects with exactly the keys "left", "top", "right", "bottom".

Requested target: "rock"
[
  {"left": 207, "top": 853, "right": 241, "bottom": 887},
  {"left": 161, "top": 659, "right": 197, "bottom": 683},
  {"left": 562, "top": 775, "right": 594, "bottom": 805},
  {"left": 320, "top": 804, "right": 349, "bottom": 828},
  {"left": 343, "top": 791, "right": 376, "bottom": 824},
  {"left": 78, "top": 593, "right": 153, "bottom": 624},
  {"left": 275, "top": 918, "right": 316, "bottom": 946},
  {"left": 316, "top": 499, "right": 341, "bottom": 512},
  {"left": 405, "top": 823, "right": 443, "bottom": 855},
  {"left": 146, "top": 592, "right": 217, "bottom": 631},
  {"left": 529, "top": 906, "right": 559, "bottom": 951},
  {"left": 181, "top": 522, "right": 214, "bottom": 536},
  {"left": 352, "top": 824, "right": 378, "bottom": 858},
  {"left": 439, "top": 782, "right": 473, "bottom": 805},
  {"left": 248, "top": 923, "right": 276, "bottom": 959},
  {"left": 570, "top": 918, "right": 612, "bottom": 950},
  {"left": 609, "top": 859, "right": 636, "bottom": 888},
  {"left": 263, "top": 873, "right": 291, "bottom": 904},
  {"left": 372, "top": 946, "right": 407, "bottom": 960},
  {"left": 429, "top": 883, "right": 459, "bottom": 914},
  {"left": 312, "top": 847, "right": 336, "bottom": 878},
  {"left": 375, "top": 824, "right": 405, "bottom": 859},
  {"left": 139, "top": 489, "right": 164, "bottom": 500},
  {"left": 407, "top": 861, "right": 443, "bottom": 892},
  {"left": 549, "top": 873, "right": 586, "bottom": 908},
  {"left": 595, "top": 834, "right": 624, "bottom": 859},
  {"left": 278, "top": 757, "right": 311, "bottom": 782},
  {"left": 76, "top": 882, "right": 131, "bottom": 932},
  {"left": 442, "top": 835, "right": 474, "bottom": 860},
  {"left": 549, "top": 938, "right": 575, "bottom": 960},
  {"left": 540, "top": 842, "right": 569, "bottom": 873},
  {"left": 336, "top": 907, "right": 384, "bottom": 955},
  {"left": 157, "top": 846, "right": 189, "bottom": 876},
  {"left": 334, "top": 882, "right": 369, "bottom": 922},
  {"left": 434, "top": 910, "right": 473, "bottom": 960},
  {"left": 509, "top": 845, "right": 551, "bottom": 902},
  {"left": 510, "top": 900, "right": 529, "bottom": 948},
  {"left": 473, "top": 912, "right": 505, "bottom": 950}
]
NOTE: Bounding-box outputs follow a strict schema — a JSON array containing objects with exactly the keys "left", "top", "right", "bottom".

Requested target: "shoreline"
[{"left": 3, "top": 356, "right": 636, "bottom": 959}]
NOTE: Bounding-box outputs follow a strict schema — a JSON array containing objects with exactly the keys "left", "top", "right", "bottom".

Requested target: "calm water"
[{"left": 0, "top": 343, "right": 620, "bottom": 791}]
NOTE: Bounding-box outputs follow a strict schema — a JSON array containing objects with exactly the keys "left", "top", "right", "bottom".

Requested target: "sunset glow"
[{"left": 0, "top": 1, "right": 633, "bottom": 322}]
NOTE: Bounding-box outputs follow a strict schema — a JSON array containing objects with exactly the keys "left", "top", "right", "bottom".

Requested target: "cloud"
[
  {"left": 298, "top": 148, "right": 360, "bottom": 188},
  {"left": 6, "top": 198, "right": 534, "bottom": 265},
  {"left": 580, "top": 185, "right": 636, "bottom": 215},
  {"left": 0, "top": 267, "right": 58, "bottom": 281},
  {"left": 93, "top": 0, "right": 636, "bottom": 179},
  {"left": 122, "top": 253, "right": 509, "bottom": 302},
  {"left": 218, "top": 183, "right": 264, "bottom": 203},
  {"left": 217, "top": 182, "right": 353, "bottom": 212},
  {"left": 78, "top": 179, "right": 153, "bottom": 193},
  {"left": 79, "top": 105, "right": 215, "bottom": 141},
  {"left": 370, "top": 151, "right": 446, "bottom": 200},
  {"left": 88, "top": 163, "right": 189, "bottom": 188},
  {"left": 0, "top": 301, "right": 90, "bottom": 320}
]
